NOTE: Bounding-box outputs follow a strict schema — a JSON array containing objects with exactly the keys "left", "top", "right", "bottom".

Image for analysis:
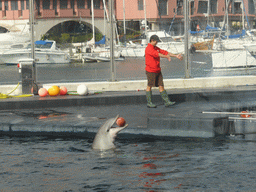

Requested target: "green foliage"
[
  {"left": 41, "top": 33, "right": 103, "bottom": 43},
  {"left": 60, "top": 33, "right": 70, "bottom": 43}
]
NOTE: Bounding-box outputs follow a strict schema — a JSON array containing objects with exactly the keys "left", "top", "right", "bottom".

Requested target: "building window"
[
  {"left": 60, "top": 0, "right": 68, "bottom": 9},
  {"left": 87, "top": 0, "right": 91, "bottom": 9},
  {"left": 210, "top": 0, "right": 217, "bottom": 14},
  {"left": 198, "top": 1, "right": 208, "bottom": 13},
  {"left": 71, "top": 0, "right": 74, "bottom": 9},
  {"left": 78, "top": 0, "right": 85, "bottom": 9},
  {"left": 11, "top": 0, "right": 18, "bottom": 10},
  {"left": 249, "top": 0, "right": 255, "bottom": 14},
  {"left": 21, "top": 0, "right": 24, "bottom": 10},
  {"left": 190, "top": 1, "right": 194, "bottom": 15},
  {"left": 177, "top": 0, "right": 183, "bottom": 15},
  {"left": 43, "top": 0, "right": 50, "bottom": 9},
  {"left": 0, "top": 0, "right": 2, "bottom": 10},
  {"left": 53, "top": 0, "right": 57, "bottom": 9},
  {"left": 159, "top": 0, "right": 168, "bottom": 16},
  {"left": 4, "top": 0, "right": 8, "bottom": 10},
  {"left": 94, "top": 0, "right": 100, "bottom": 9},
  {"left": 138, "top": 0, "right": 143, "bottom": 10},
  {"left": 26, "top": 0, "right": 29, "bottom": 9},
  {"left": 234, "top": 2, "right": 242, "bottom": 14}
]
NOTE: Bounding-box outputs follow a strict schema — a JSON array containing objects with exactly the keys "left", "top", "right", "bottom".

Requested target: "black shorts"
[{"left": 146, "top": 71, "right": 164, "bottom": 87}]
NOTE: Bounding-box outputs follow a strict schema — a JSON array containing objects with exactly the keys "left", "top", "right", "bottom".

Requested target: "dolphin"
[{"left": 92, "top": 115, "right": 128, "bottom": 150}]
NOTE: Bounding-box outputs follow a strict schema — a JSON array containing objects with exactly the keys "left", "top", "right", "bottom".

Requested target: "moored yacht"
[{"left": 0, "top": 40, "right": 70, "bottom": 65}]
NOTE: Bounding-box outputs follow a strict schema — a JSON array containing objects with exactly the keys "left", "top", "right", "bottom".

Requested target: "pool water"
[{"left": 1, "top": 136, "right": 256, "bottom": 191}]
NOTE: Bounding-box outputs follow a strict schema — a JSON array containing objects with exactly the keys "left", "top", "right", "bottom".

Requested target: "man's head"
[{"left": 149, "top": 35, "right": 161, "bottom": 46}]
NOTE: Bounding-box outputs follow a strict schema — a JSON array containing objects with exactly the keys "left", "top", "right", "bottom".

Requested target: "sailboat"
[
  {"left": 77, "top": 0, "right": 123, "bottom": 62},
  {"left": 211, "top": 0, "right": 256, "bottom": 68}
]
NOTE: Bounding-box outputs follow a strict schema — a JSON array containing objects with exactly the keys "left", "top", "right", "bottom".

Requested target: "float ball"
[
  {"left": 59, "top": 86, "right": 67, "bottom": 95},
  {"left": 77, "top": 84, "right": 88, "bottom": 95},
  {"left": 38, "top": 88, "right": 48, "bottom": 97},
  {"left": 240, "top": 111, "right": 251, "bottom": 118},
  {"left": 116, "top": 117, "right": 126, "bottom": 127},
  {"left": 48, "top": 85, "right": 60, "bottom": 96}
]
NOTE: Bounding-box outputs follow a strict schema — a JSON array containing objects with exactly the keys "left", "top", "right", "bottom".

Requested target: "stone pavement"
[{"left": 1, "top": 86, "right": 256, "bottom": 139}]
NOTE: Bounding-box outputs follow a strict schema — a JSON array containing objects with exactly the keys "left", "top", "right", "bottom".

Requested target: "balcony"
[
  {"left": 76, "top": 9, "right": 91, "bottom": 17},
  {"left": 0, "top": 10, "right": 6, "bottom": 19},
  {"left": 41, "top": 9, "right": 55, "bottom": 18},
  {"left": 6, "top": 10, "right": 20, "bottom": 19},
  {"left": 58, "top": 9, "right": 74, "bottom": 17},
  {"left": 94, "top": 9, "right": 104, "bottom": 18}
]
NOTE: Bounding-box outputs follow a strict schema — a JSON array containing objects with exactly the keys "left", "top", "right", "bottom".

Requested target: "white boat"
[
  {"left": 82, "top": 53, "right": 99, "bottom": 62},
  {"left": 120, "top": 41, "right": 147, "bottom": 57},
  {"left": 243, "top": 44, "right": 256, "bottom": 56},
  {"left": 0, "top": 40, "right": 70, "bottom": 65},
  {"left": 95, "top": 55, "right": 125, "bottom": 62},
  {"left": 212, "top": 49, "right": 256, "bottom": 69},
  {"left": 0, "top": 32, "right": 30, "bottom": 51},
  {"left": 120, "top": 31, "right": 185, "bottom": 57},
  {"left": 82, "top": 50, "right": 124, "bottom": 62}
]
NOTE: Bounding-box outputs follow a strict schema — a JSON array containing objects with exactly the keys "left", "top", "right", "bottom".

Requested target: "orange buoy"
[
  {"left": 48, "top": 86, "right": 60, "bottom": 96},
  {"left": 240, "top": 111, "right": 251, "bottom": 118}
]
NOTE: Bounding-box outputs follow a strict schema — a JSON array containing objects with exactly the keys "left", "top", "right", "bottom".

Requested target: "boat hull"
[
  {"left": 212, "top": 49, "right": 256, "bottom": 68},
  {"left": 0, "top": 51, "right": 70, "bottom": 65}
]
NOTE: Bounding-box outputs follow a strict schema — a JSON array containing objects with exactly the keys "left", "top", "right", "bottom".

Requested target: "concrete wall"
[{"left": 2, "top": 76, "right": 256, "bottom": 96}]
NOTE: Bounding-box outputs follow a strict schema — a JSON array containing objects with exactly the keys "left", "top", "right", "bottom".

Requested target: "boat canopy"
[
  {"left": 35, "top": 40, "right": 52, "bottom": 45},
  {"left": 190, "top": 30, "right": 204, "bottom": 34},
  {"left": 95, "top": 36, "right": 106, "bottom": 45},
  {"left": 34, "top": 40, "right": 54, "bottom": 49},
  {"left": 190, "top": 25, "right": 220, "bottom": 34},
  {"left": 222, "top": 30, "right": 246, "bottom": 39},
  {"left": 205, "top": 25, "right": 220, "bottom": 31}
]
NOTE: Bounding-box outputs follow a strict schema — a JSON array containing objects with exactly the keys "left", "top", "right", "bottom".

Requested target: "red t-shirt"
[{"left": 145, "top": 43, "right": 168, "bottom": 73}]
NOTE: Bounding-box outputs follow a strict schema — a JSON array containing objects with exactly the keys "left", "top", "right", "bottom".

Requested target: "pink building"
[
  {"left": 0, "top": 0, "right": 105, "bottom": 20},
  {"left": 116, "top": 0, "right": 256, "bottom": 35},
  {"left": 0, "top": 0, "right": 255, "bottom": 36}
]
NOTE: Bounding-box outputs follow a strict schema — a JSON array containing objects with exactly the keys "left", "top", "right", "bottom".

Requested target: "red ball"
[
  {"left": 116, "top": 117, "right": 126, "bottom": 127},
  {"left": 38, "top": 88, "right": 48, "bottom": 97},
  {"left": 59, "top": 86, "right": 67, "bottom": 95}
]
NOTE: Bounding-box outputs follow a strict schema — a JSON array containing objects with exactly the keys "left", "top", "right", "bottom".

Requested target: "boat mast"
[
  {"left": 91, "top": 0, "right": 95, "bottom": 49},
  {"left": 144, "top": 0, "right": 147, "bottom": 42},
  {"left": 29, "top": 0, "right": 36, "bottom": 82},
  {"left": 226, "top": 0, "right": 230, "bottom": 37},
  {"left": 241, "top": 0, "right": 245, "bottom": 30},
  {"left": 123, "top": 0, "right": 126, "bottom": 46},
  {"left": 184, "top": 0, "right": 190, "bottom": 78},
  {"left": 109, "top": 0, "right": 115, "bottom": 81},
  {"left": 207, "top": 0, "right": 210, "bottom": 26}
]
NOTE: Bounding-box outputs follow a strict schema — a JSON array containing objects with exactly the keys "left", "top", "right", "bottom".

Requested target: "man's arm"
[
  {"left": 158, "top": 47, "right": 183, "bottom": 61},
  {"left": 168, "top": 52, "right": 183, "bottom": 60},
  {"left": 159, "top": 53, "right": 171, "bottom": 61}
]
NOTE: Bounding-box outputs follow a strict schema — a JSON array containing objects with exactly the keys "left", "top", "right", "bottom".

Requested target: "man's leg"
[
  {"left": 159, "top": 87, "right": 176, "bottom": 107},
  {"left": 146, "top": 85, "right": 156, "bottom": 108}
]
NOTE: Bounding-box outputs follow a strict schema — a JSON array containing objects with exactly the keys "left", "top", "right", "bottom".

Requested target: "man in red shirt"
[{"left": 145, "top": 35, "right": 183, "bottom": 108}]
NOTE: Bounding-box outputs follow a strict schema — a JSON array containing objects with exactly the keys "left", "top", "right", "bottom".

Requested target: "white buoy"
[{"left": 77, "top": 84, "right": 88, "bottom": 95}]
